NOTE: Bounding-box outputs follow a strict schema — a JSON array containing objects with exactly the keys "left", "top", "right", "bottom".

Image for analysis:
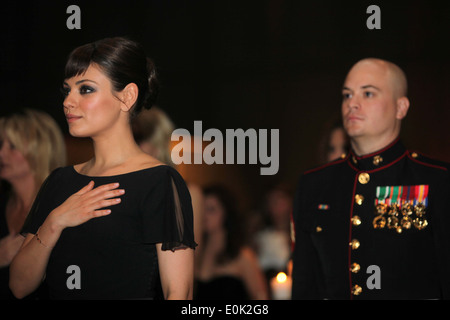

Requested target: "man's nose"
[{"left": 347, "top": 95, "right": 361, "bottom": 110}]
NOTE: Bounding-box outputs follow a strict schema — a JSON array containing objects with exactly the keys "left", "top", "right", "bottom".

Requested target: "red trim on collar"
[
  {"left": 347, "top": 151, "right": 408, "bottom": 173},
  {"left": 351, "top": 137, "right": 401, "bottom": 160}
]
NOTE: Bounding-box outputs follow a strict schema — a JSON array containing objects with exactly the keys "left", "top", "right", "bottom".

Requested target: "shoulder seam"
[
  {"left": 407, "top": 152, "right": 448, "bottom": 171},
  {"left": 303, "top": 157, "right": 347, "bottom": 175}
]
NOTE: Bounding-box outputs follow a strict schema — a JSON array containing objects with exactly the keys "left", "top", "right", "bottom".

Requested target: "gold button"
[
  {"left": 355, "top": 194, "right": 364, "bottom": 205},
  {"left": 358, "top": 172, "right": 370, "bottom": 184},
  {"left": 350, "top": 262, "right": 361, "bottom": 273},
  {"left": 340, "top": 153, "right": 347, "bottom": 159},
  {"left": 349, "top": 239, "right": 360, "bottom": 250},
  {"left": 316, "top": 226, "right": 323, "bottom": 232},
  {"left": 373, "top": 155, "right": 383, "bottom": 166},
  {"left": 352, "top": 156, "right": 357, "bottom": 164},
  {"left": 411, "top": 152, "right": 418, "bottom": 158},
  {"left": 352, "top": 285, "right": 362, "bottom": 296},
  {"left": 351, "top": 215, "right": 362, "bottom": 226}
]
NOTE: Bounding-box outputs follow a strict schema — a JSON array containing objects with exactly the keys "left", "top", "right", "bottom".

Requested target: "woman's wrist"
[
  {"left": 45, "top": 210, "right": 66, "bottom": 234},
  {"left": 37, "top": 214, "right": 64, "bottom": 248}
]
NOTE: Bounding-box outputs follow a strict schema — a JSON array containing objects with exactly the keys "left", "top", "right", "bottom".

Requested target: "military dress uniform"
[{"left": 291, "top": 138, "right": 450, "bottom": 299}]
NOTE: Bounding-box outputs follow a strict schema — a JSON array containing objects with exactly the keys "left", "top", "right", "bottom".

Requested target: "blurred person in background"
[
  {"left": 253, "top": 183, "right": 293, "bottom": 297},
  {"left": 132, "top": 106, "right": 204, "bottom": 249},
  {"left": 195, "top": 185, "right": 269, "bottom": 300},
  {"left": 0, "top": 109, "right": 66, "bottom": 299},
  {"left": 317, "top": 119, "right": 350, "bottom": 164}
]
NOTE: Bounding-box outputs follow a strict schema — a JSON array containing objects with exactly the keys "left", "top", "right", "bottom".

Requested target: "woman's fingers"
[
  {"left": 82, "top": 184, "right": 125, "bottom": 217},
  {"left": 86, "top": 188, "right": 125, "bottom": 209},
  {"left": 75, "top": 180, "right": 95, "bottom": 195}
]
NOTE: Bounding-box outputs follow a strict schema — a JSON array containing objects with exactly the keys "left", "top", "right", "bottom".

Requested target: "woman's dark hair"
[
  {"left": 64, "top": 37, "right": 158, "bottom": 117},
  {"left": 203, "top": 185, "right": 246, "bottom": 264}
]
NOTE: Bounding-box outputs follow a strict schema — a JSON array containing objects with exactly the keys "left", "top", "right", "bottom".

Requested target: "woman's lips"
[{"left": 66, "top": 114, "right": 82, "bottom": 123}]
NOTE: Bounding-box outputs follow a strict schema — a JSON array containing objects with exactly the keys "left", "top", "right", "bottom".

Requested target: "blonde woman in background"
[{"left": 0, "top": 109, "right": 66, "bottom": 299}]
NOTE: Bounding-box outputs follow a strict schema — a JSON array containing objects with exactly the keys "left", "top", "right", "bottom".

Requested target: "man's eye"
[
  {"left": 342, "top": 93, "right": 352, "bottom": 100},
  {"left": 79, "top": 85, "right": 95, "bottom": 94},
  {"left": 364, "top": 91, "right": 374, "bottom": 98}
]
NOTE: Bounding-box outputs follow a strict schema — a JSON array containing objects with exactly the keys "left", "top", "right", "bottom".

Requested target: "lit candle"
[{"left": 270, "top": 272, "right": 292, "bottom": 300}]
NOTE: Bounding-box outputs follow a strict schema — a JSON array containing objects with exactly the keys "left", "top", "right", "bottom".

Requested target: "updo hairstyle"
[{"left": 64, "top": 37, "right": 158, "bottom": 117}]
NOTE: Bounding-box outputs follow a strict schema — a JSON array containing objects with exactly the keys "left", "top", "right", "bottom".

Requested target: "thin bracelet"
[{"left": 35, "top": 228, "right": 53, "bottom": 249}]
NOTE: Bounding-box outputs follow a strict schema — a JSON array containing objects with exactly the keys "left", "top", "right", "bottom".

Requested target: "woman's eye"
[
  {"left": 60, "top": 87, "right": 70, "bottom": 97},
  {"left": 79, "top": 85, "right": 95, "bottom": 94}
]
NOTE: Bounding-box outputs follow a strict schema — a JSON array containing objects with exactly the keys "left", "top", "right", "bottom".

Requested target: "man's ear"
[
  {"left": 396, "top": 96, "right": 410, "bottom": 120},
  {"left": 120, "top": 83, "right": 139, "bottom": 112}
]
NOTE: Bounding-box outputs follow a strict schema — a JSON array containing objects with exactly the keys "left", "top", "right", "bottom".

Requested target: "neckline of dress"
[{"left": 70, "top": 164, "right": 169, "bottom": 178}]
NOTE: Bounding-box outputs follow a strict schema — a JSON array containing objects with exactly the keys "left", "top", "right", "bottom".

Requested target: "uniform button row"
[
  {"left": 358, "top": 172, "right": 370, "bottom": 184},
  {"left": 355, "top": 194, "right": 364, "bottom": 205},
  {"left": 350, "top": 262, "right": 360, "bottom": 273},
  {"left": 351, "top": 215, "right": 361, "bottom": 226},
  {"left": 352, "top": 284, "right": 362, "bottom": 296},
  {"left": 349, "top": 239, "right": 360, "bottom": 250}
]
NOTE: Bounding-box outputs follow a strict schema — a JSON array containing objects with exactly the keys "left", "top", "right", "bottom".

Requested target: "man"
[{"left": 291, "top": 58, "right": 450, "bottom": 299}]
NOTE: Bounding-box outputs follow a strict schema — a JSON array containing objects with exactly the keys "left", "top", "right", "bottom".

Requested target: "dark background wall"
[{"left": 1, "top": 0, "right": 449, "bottom": 213}]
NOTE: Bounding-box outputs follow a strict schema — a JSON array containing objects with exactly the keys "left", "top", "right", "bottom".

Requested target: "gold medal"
[
  {"left": 400, "top": 202, "right": 413, "bottom": 229},
  {"left": 387, "top": 216, "right": 399, "bottom": 229},
  {"left": 375, "top": 203, "right": 388, "bottom": 215},
  {"left": 401, "top": 216, "right": 412, "bottom": 229},
  {"left": 413, "top": 217, "right": 428, "bottom": 230},
  {"left": 401, "top": 203, "right": 413, "bottom": 216},
  {"left": 414, "top": 203, "right": 426, "bottom": 216},
  {"left": 387, "top": 203, "right": 399, "bottom": 229},
  {"left": 388, "top": 203, "right": 400, "bottom": 216},
  {"left": 373, "top": 215, "right": 386, "bottom": 229},
  {"left": 413, "top": 202, "right": 428, "bottom": 230}
]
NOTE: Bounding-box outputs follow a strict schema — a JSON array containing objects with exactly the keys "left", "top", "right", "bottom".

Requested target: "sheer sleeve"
[{"left": 141, "top": 167, "right": 197, "bottom": 251}]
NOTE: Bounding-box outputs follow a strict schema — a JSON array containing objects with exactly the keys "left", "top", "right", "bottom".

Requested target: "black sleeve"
[
  {"left": 20, "top": 168, "right": 62, "bottom": 236},
  {"left": 431, "top": 172, "right": 450, "bottom": 299},
  {"left": 141, "top": 167, "right": 197, "bottom": 251},
  {"left": 291, "top": 174, "right": 322, "bottom": 299}
]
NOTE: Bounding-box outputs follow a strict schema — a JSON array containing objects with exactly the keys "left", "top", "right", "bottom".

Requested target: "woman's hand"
[
  {"left": 9, "top": 181, "right": 125, "bottom": 299},
  {"left": 0, "top": 234, "right": 25, "bottom": 267},
  {"left": 47, "top": 181, "right": 124, "bottom": 233}
]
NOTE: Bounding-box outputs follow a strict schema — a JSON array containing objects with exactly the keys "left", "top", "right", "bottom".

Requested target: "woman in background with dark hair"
[
  {"left": 9, "top": 37, "right": 196, "bottom": 300},
  {"left": 195, "top": 185, "right": 268, "bottom": 300},
  {"left": 317, "top": 118, "right": 350, "bottom": 164}
]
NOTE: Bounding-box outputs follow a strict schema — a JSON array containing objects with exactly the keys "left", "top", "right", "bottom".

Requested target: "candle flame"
[{"left": 276, "top": 272, "right": 287, "bottom": 283}]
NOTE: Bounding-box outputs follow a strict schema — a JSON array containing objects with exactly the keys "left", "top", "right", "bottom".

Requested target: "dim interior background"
[{"left": 1, "top": 0, "right": 449, "bottom": 214}]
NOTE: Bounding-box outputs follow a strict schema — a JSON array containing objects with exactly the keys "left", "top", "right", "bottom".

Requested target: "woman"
[
  {"left": 317, "top": 119, "right": 350, "bottom": 164},
  {"left": 9, "top": 37, "right": 196, "bottom": 300},
  {"left": 195, "top": 185, "right": 268, "bottom": 300},
  {"left": 0, "top": 109, "right": 66, "bottom": 299},
  {"left": 253, "top": 184, "right": 292, "bottom": 289}
]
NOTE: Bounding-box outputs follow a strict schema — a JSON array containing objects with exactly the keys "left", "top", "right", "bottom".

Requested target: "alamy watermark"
[{"left": 171, "top": 121, "right": 279, "bottom": 175}]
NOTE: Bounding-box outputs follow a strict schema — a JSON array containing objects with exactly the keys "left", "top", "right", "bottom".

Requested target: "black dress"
[{"left": 21, "top": 165, "right": 196, "bottom": 299}]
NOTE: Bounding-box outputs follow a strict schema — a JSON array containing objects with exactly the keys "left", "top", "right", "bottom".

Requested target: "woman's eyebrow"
[
  {"left": 63, "top": 79, "right": 98, "bottom": 86},
  {"left": 75, "top": 79, "right": 98, "bottom": 85}
]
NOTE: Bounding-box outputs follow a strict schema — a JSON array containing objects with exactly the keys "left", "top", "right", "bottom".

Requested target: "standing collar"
[{"left": 348, "top": 137, "right": 407, "bottom": 172}]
